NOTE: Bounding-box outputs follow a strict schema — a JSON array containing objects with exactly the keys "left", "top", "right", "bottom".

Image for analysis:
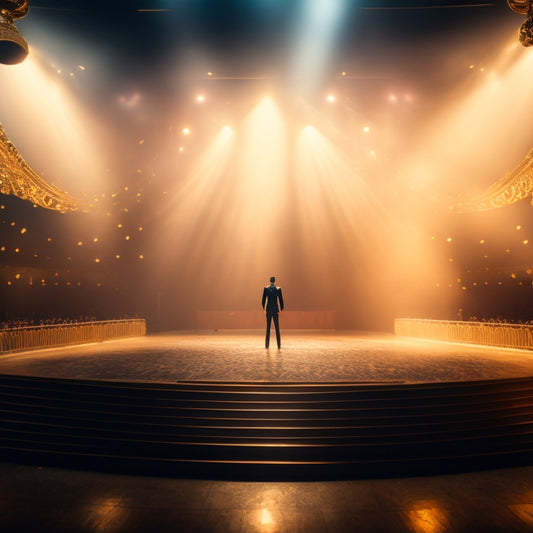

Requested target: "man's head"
[{"left": 270, "top": 276, "right": 275, "bottom": 283}]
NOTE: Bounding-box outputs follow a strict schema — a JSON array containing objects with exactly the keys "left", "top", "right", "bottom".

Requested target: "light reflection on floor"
[
  {"left": 1, "top": 461, "right": 533, "bottom": 533},
  {"left": 0, "top": 330, "right": 531, "bottom": 383}
]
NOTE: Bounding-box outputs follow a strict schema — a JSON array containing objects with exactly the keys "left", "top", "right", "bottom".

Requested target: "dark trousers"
[{"left": 265, "top": 312, "right": 281, "bottom": 348}]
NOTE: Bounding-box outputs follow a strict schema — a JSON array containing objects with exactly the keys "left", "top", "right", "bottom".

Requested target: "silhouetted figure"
[{"left": 262, "top": 276, "right": 284, "bottom": 349}]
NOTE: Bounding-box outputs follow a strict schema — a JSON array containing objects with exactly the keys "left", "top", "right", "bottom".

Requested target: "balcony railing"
[
  {"left": 395, "top": 318, "right": 533, "bottom": 350},
  {"left": 0, "top": 319, "right": 146, "bottom": 354}
]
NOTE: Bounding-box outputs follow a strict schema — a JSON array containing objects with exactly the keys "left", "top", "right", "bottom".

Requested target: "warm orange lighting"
[
  {"left": 196, "top": 95, "right": 205, "bottom": 102},
  {"left": 182, "top": 128, "right": 190, "bottom": 135},
  {"left": 407, "top": 504, "right": 449, "bottom": 533},
  {"left": 326, "top": 94, "right": 336, "bottom": 102},
  {"left": 260, "top": 508, "right": 274, "bottom": 526}
]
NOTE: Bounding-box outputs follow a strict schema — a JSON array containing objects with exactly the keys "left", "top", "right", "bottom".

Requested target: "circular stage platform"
[
  {"left": 0, "top": 330, "right": 532, "bottom": 383},
  {"left": 0, "top": 331, "right": 532, "bottom": 480}
]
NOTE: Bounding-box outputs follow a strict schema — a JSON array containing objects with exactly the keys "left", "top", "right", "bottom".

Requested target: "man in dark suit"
[{"left": 262, "top": 276, "right": 284, "bottom": 349}]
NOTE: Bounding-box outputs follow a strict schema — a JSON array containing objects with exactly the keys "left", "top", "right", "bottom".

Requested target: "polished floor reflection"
[
  {"left": 0, "top": 331, "right": 532, "bottom": 383},
  {"left": 1, "top": 461, "right": 532, "bottom": 532},
  {"left": 1, "top": 331, "right": 532, "bottom": 531}
]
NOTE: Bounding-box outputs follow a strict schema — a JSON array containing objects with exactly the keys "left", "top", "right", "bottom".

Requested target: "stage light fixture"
[
  {"left": 0, "top": 0, "right": 29, "bottom": 64},
  {"left": 508, "top": 0, "right": 533, "bottom": 46}
]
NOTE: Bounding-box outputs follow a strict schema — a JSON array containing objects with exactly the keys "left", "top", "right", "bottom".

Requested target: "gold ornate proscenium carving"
[
  {"left": 0, "top": 122, "right": 82, "bottom": 212},
  {"left": 461, "top": 147, "right": 533, "bottom": 212},
  {"left": 508, "top": 0, "right": 533, "bottom": 46},
  {"left": 0, "top": 0, "right": 28, "bottom": 64}
]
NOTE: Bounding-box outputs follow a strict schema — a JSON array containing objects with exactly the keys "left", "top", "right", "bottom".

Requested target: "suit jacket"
[{"left": 262, "top": 284, "right": 284, "bottom": 314}]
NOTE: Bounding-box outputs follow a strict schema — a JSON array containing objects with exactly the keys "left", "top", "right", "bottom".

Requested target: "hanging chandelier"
[
  {"left": 0, "top": 0, "right": 28, "bottom": 64},
  {"left": 508, "top": 0, "right": 533, "bottom": 46}
]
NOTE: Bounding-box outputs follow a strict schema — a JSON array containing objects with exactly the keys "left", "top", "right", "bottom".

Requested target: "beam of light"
[
  {"left": 235, "top": 97, "right": 288, "bottom": 249},
  {"left": 157, "top": 125, "right": 238, "bottom": 306},
  {"left": 157, "top": 98, "right": 290, "bottom": 314},
  {"left": 290, "top": 0, "right": 349, "bottom": 95},
  {"left": 294, "top": 125, "right": 399, "bottom": 323},
  {"left": 158, "top": 93, "right": 449, "bottom": 329},
  {"left": 162, "top": 125, "right": 235, "bottom": 266},
  {"left": 387, "top": 36, "right": 533, "bottom": 320},
  {"left": 0, "top": 48, "right": 108, "bottom": 199},
  {"left": 399, "top": 39, "right": 533, "bottom": 200}
]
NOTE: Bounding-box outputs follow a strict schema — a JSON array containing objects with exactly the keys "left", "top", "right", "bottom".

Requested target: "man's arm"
[
  {"left": 261, "top": 287, "right": 267, "bottom": 309},
  {"left": 278, "top": 288, "right": 284, "bottom": 311}
]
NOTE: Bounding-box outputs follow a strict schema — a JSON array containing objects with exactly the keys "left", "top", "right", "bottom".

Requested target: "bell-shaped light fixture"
[
  {"left": 0, "top": 0, "right": 29, "bottom": 65},
  {"left": 508, "top": 0, "right": 533, "bottom": 46}
]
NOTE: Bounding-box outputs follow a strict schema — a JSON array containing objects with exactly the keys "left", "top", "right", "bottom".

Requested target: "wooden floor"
[
  {"left": 1, "top": 461, "right": 533, "bottom": 532},
  {"left": 0, "top": 330, "right": 532, "bottom": 383},
  {"left": 0, "top": 331, "right": 532, "bottom": 532}
]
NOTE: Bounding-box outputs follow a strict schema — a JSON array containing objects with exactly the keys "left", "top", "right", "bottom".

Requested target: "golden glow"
[
  {"left": 0, "top": 52, "right": 108, "bottom": 198},
  {"left": 260, "top": 508, "right": 274, "bottom": 528},
  {"left": 401, "top": 39, "right": 533, "bottom": 204},
  {"left": 158, "top": 98, "right": 289, "bottom": 307},
  {"left": 509, "top": 504, "right": 533, "bottom": 527},
  {"left": 406, "top": 504, "right": 449, "bottom": 533}
]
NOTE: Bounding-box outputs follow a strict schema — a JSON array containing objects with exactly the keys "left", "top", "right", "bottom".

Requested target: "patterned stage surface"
[{"left": 0, "top": 330, "right": 532, "bottom": 384}]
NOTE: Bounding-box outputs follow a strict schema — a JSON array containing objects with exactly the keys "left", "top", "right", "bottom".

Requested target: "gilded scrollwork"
[
  {"left": 0, "top": 0, "right": 28, "bottom": 23},
  {"left": 0, "top": 121, "right": 83, "bottom": 212},
  {"left": 461, "top": 148, "right": 533, "bottom": 211}
]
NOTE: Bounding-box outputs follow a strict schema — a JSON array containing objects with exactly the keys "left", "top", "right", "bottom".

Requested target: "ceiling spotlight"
[
  {"left": 0, "top": 0, "right": 29, "bottom": 64},
  {"left": 508, "top": 0, "right": 533, "bottom": 46}
]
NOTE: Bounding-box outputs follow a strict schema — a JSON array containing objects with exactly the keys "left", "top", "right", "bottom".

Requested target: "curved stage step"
[{"left": 0, "top": 374, "right": 532, "bottom": 479}]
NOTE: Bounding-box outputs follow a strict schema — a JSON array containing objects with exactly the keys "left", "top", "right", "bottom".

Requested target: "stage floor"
[{"left": 0, "top": 330, "right": 532, "bottom": 384}]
